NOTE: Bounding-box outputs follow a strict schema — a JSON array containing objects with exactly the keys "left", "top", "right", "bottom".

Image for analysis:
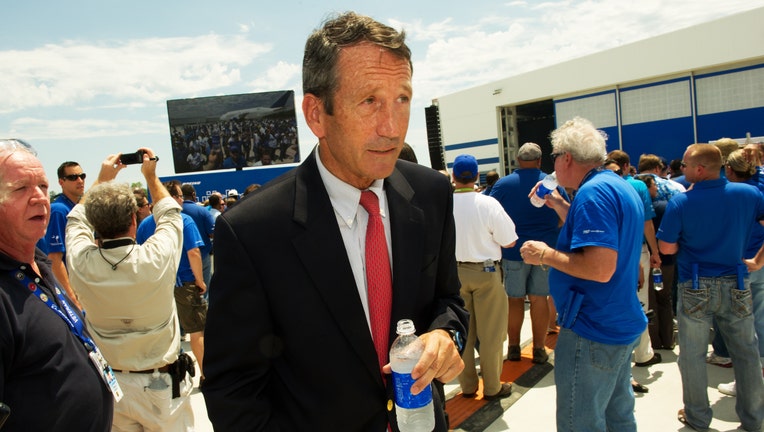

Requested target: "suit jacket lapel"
[{"left": 290, "top": 152, "right": 384, "bottom": 385}]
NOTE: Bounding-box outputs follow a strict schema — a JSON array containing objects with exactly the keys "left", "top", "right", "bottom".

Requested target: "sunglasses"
[
  {"left": 550, "top": 152, "right": 565, "bottom": 162},
  {"left": 62, "top": 173, "right": 87, "bottom": 181}
]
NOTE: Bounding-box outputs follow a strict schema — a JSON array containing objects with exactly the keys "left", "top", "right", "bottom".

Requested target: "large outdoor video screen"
[{"left": 166, "top": 90, "right": 300, "bottom": 174}]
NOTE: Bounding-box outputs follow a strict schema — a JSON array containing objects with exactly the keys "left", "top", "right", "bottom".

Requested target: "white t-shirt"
[{"left": 453, "top": 191, "right": 518, "bottom": 262}]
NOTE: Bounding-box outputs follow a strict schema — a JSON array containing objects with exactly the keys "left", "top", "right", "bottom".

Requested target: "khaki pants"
[{"left": 457, "top": 262, "right": 508, "bottom": 395}]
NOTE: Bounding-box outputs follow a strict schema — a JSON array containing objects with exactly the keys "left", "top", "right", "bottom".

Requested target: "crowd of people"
[
  {"left": 1, "top": 10, "right": 763, "bottom": 432},
  {"left": 170, "top": 116, "right": 299, "bottom": 174}
]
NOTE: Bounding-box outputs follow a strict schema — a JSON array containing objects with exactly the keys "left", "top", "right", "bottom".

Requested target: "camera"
[{"left": 120, "top": 150, "right": 145, "bottom": 165}]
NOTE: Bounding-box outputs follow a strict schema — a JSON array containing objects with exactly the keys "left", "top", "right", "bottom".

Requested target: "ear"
[{"left": 302, "top": 93, "right": 326, "bottom": 140}]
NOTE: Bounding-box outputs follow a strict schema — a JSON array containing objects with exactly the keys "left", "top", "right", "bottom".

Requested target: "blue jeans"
[
  {"left": 555, "top": 328, "right": 639, "bottom": 432},
  {"left": 677, "top": 276, "right": 764, "bottom": 432},
  {"left": 712, "top": 267, "right": 764, "bottom": 359}
]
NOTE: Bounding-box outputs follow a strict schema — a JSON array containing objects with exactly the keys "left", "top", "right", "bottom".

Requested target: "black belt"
[{"left": 113, "top": 364, "right": 170, "bottom": 374}]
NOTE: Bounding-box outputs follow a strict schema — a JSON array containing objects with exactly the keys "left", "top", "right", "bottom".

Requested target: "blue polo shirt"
[
  {"left": 37, "top": 194, "right": 77, "bottom": 255},
  {"left": 137, "top": 213, "right": 204, "bottom": 286},
  {"left": 549, "top": 169, "right": 646, "bottom": 345},
  {"left": 489, "top": 168, "right": 568, "bottom": 261},
  {"left": 657, "top": 177, "right": 764, "bottom": 280},
  {"left": 182, "top": 200, "right": 215, "bottom": 256}
]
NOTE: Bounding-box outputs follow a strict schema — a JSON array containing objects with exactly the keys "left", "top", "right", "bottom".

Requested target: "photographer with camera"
[{"left": 65, "top": 148, "right": 197, "bottom": 430}]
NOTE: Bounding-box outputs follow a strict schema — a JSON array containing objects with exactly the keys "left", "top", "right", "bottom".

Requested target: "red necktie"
[{"left": 359, "top": 191, "right": 393, "bottom": 372}]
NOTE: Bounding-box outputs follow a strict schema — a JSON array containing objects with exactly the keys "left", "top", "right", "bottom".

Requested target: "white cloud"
[
  {"left": 0, "top": 34, "right": 271, "bottom": 113},
  {"left": 7, "top": 117, "right": 168, "bottom": 140},
  {"left": 246, "top": 60, "right": 301, "bottom": 92}
]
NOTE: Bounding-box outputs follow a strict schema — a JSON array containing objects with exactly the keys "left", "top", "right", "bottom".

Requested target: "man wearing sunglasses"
[{"left": 38, "top": 161, "right": 86, "bottom": 309}]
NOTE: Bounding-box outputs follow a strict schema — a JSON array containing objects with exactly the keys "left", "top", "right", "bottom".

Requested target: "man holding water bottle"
[{"left": 519, "top": 117, "right": 646, "bottom": 432}]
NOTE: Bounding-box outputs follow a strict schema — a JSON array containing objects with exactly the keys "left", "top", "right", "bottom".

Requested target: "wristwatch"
[{"left": 447, "top": 329, "right": 465, "bottom": 355}]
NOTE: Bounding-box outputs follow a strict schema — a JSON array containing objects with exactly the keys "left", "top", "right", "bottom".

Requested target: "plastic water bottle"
[
  {"left": 390, "top": 319, "right": 434, "bottom": 432},
  {"left": 530, "top": 172, "right": 558, "bottom": 207},
  {"left": 652, "top": 267, "right": 664, "bottom": 291}
]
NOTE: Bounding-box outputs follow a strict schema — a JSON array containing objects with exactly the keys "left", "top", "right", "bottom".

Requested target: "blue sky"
[{"left": 2, "top": 0, "right": 762, "bottom": 189}]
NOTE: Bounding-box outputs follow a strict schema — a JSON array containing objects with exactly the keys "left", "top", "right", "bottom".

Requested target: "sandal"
[{"left": 677, "top": 409, "right": 699, "bottom": 430}]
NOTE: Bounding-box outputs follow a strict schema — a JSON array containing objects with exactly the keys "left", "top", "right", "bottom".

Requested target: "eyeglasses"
[
  {"left": 550, "top": 152, "right": 565, "bottom": 162},
  {"left": 61, "top": 173, "right": 86, "bottom": 181}
]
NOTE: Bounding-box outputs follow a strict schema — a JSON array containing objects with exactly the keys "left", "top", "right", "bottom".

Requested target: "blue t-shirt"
[
  {"left": 490, "top": 168, "right": 568, "bottom": 261},
  {"left": 625, "top": 175, "right": 656, "bottom": 220},
  {"left": 182, "top": 200, "right": 215, "bottom": 256},
  {"left": 549, "top": 169, "right": 646, "bottom": 345},
  {"left": 657, "top": 177, "right": 764, "bottom": 280},
  {"left": 38, "top": 194, "right": 77, "bottom": 255},
  {"left": 137, "top": 213, "right": 204, "bottom": 286}
]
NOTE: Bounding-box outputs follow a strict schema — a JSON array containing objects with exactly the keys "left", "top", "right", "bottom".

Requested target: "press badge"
[
  {"left": 89, "top": 348, "right": 124, "bottom": 402},
  {"left": 483, "top": 259, "right": 496, "bottom": 273}
]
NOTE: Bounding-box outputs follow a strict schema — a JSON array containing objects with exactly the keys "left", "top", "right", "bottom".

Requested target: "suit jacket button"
[{"left": 387, "top": 399, "right": 393, "bottom": 411}]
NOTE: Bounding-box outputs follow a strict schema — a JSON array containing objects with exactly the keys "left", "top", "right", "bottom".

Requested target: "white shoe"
[
  {"left": 706, "top": 352, "right": 732, "bottom": 368},
  {"left": 718, "top": 381, "right": 736, "bottom": 397}
]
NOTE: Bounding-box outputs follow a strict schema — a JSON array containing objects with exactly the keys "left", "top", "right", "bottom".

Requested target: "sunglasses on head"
[{"left": 62, "top": 173, "right": 87, "bottom": 181}]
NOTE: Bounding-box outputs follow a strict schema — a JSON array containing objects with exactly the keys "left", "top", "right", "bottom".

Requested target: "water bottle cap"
[{"left": 396, "top": 319, "right": 416, "bottom": 335}]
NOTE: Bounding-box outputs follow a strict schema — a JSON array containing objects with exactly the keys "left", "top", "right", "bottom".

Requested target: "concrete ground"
[{"left": 186, "top": 305, "right": 750, "bottom": 432}]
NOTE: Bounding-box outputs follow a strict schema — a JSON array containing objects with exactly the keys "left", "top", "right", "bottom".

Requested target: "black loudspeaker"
[{"left": 425, "top": 105, "right": 445, "bottom": 171}]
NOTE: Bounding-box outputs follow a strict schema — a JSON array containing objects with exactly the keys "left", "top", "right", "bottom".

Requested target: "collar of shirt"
[{"left": 315, "top": 147, "right": 388, "bottom": 229}]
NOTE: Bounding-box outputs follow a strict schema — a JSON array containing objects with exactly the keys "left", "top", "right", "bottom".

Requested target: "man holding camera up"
[{"left": 66, "top": 149, "right": 196, "bottom": 430}]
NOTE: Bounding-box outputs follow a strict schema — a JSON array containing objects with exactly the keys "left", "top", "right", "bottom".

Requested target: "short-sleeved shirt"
[
  {"left": 38, "top": 193, "right": 77, "bottom": 255},
  {"left": 744, "top": 171, "right": 764, "bottom": 258},
  {"left": 549, "top": 169, "right": 646, "bottom": 345},
  {"left": 490, "top": 168, "right": 568, "bottom": 261},
  {"left": 657, "top": 177, "right": 764, "bottom": 280},
  {"left": 138, "top": 213, "right": 204, "bottom": 286},
  {"left": 453, "top": 191, "right": 518, "bottom": 262},
  {"left": 182, "top": 200, "right": 215, "bottom": 256},
  {"left": 625, "top": 175, "right": 656, "bottom": 221}
]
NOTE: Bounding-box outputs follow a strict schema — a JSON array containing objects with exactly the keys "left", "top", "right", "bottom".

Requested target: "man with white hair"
[
  {"left": 0, "top": 139, "right": 113, "bottom": 430},
  {"left": 520, "top": 117, "right": 646, "bottom": 432}
]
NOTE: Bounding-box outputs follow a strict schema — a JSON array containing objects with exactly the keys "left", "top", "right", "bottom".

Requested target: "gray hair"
[
  {"left": 302, "top": 11, "right": 411, "bottom": 115},
  {"left": 550, "top": 117, "right": 607, "bottom": 165},
  {"left": 84, "top": 181, "right": 137, "bottom": 239},
  {"left": 0, "top": 139, "right": 39, "bottom": 203}
]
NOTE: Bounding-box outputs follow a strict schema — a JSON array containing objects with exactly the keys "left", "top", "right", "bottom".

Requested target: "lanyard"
[
  {"left": 12, "top": 266, "right": 94, "bottom": 350},
  {"left": 11, "top": 265, "right": 124, "bottom": 401}
]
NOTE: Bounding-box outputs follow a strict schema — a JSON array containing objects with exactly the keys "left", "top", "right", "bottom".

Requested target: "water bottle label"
[
  {"left": 652, "top": 274, "right": 662, "bottom": 284},
  {"left": 535, "top": 184, "right": 552, "bottom": 198},
  {"left": 392, "top": 371, "right": 432, "bottom": 409}
]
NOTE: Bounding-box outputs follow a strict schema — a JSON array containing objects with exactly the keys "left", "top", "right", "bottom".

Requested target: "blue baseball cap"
[{"left": 453, "top": 154, "right": 478, "bottom": 180}]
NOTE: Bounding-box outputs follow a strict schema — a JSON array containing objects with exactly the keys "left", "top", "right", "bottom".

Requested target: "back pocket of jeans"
[
  {"left": 730, "top": 288, "right": 753, "bottom": 318},
  {"left": 681, "top": 286, "right": 709, "bottom": 319}
]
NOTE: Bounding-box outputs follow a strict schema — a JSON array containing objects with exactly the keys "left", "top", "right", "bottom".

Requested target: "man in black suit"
[{"left": 202, "top": 11, "right": 469, "bottom": 431}]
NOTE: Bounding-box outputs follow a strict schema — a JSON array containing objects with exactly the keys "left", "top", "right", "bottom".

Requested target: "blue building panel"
[
  {"left": 621, "top": 117, "right": 695, "bottom": 161},
  {"left": 696, "top": 107, "right": 764, "bottom": 143},
  {"left": 600, "top": 126, "right": 621, "bottom": 155}
]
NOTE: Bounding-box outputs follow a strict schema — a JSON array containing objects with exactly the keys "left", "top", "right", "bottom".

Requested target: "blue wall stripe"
[
  {"left": 447, "top": 156, "right": 500, "bottom": 169},
  {"left": 444, "top": 138, "right": 499, "bottom": 151}
]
